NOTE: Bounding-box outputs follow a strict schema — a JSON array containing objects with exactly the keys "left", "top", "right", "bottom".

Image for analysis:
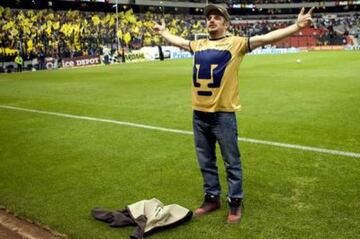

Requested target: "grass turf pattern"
[{"left": 0, "top": 51, "right": 359, "bottom": 238}]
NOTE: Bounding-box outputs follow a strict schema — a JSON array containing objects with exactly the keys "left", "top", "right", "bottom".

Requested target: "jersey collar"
[{"left": 208, "top": 35, "right": 227, "bottom": 41}]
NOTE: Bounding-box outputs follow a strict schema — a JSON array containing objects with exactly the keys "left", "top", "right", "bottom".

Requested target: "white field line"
[{"left": 1, "top": 104, "right": 359, "bottom": 158}]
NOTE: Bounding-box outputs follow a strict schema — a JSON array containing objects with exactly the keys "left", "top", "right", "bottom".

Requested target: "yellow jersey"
[{"left": 189, "top": 36, "right": 250, "bottom": 112}]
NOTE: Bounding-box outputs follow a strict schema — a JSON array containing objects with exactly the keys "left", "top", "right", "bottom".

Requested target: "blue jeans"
[{"left": 193, "top": 110, "right": 243, "bottom": 199}]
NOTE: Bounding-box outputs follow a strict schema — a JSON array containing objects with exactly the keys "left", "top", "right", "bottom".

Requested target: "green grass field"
[{"left": 0, "top": 51, "right": 359, "bottom": 239}]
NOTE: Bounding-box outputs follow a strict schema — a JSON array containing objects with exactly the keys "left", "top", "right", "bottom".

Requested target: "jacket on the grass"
[{"left": 91, "top": 198, "right": 193, "bottom": 239}]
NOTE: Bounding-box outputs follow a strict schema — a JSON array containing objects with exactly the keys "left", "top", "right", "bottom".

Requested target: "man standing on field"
[{"left": 153, "top": 4, "right": 314, "bottom": 224}]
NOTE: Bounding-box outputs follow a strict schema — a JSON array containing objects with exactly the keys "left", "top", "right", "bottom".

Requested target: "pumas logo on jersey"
[{"left": 193, "top": 49, "right": 232, "bottom": 96}]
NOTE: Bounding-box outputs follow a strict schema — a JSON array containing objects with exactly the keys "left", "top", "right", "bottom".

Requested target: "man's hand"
[
  {"left": 152, "top": 19, "right": 166, "bottom": 35},
  {"left": 249, "top": 7, "right": 315, "bottom": 50},
  {"left": 151, "top": 19, "right": 190, "bottom": 51},
  {"left": 296, "top": 7, "right": 315, "bottom": 29}
]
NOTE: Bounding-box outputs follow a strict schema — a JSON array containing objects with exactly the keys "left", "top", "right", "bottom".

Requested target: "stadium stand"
[
  {"left": 0, "top": 0, "right": 359, "bottom": 72},
  {"left": 0, "top": 7, "right": 206, "bottom": 61}
]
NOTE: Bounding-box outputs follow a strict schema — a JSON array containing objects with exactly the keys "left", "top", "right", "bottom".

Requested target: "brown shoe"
[
  {"left": 194, "top": 194, "right": 220, "bottom": 217},
  {"left": 227, "top": 198, "right": 244, "bottom": 224}
]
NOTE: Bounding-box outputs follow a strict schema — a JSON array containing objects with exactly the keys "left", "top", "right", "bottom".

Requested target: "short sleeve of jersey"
[
  {"left": 233, "top": 36, "right": 250, "bottom": 56},
  {"left": 189, "top": 39, "right": 203, "bottom": 53}
]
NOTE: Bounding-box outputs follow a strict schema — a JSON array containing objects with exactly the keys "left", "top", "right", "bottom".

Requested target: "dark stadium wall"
[
  {"left": 0, "top": 0, "right": 140, "bottom": 12},
  {"left": 1, "top": 0, "right": 358, "bottom": 16}
]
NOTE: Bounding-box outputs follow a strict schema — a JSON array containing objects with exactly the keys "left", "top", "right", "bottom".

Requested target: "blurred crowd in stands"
[
  {"left": 0, "top": 5, "right": 359, "bottom": 64},
  {"left": 0, "top": 6, "right": 206, "bottom": 62},
  {"left": 231, "top": 13, "right": 359, "bottom": 45}
]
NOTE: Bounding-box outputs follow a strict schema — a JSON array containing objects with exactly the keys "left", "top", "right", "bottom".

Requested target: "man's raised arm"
[
  {"left": 153, "top": 19, "right": 191, "bottom": 51},
  {"left": 249, "top": 7, "right": 315, "bottom": 50}
]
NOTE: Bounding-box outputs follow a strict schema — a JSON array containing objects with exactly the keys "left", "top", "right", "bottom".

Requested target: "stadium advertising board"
[
  {"left": 171, "top": 51, "right": 192, "bottom": 59},
  {"left": 1, "top": 61, "right": 32, "bottom": 73},
  {"left": 140, "top": 46, "right": 191, "bottom": 60},
  {"left": 308, "top": 46, "right": 345, "bottom": 51},
  {"left": 62, "top": 56, "right": 101, "bottom": 68},
  {"left": 1, "top": 58, "right": 58, "bottom": 72},
  {"left": 124, "top": 51, "right": 146, "bottom": 63},
  {"left": 45, "top": 57, "right": 59, "bottom": 69},
  {"left": 249, "top": 47, "right": 300, "bottom": 55},
  {"left": 345, "top": 46, "right": 360, "bottom": 51}
]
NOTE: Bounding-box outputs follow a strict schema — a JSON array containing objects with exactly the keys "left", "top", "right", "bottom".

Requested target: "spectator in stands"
[
  {"left": 0, "top": 6, "right": 209, "bottom": 61},
  {"left": 152, "top": 4, "right": 314, "bottom": 224}
]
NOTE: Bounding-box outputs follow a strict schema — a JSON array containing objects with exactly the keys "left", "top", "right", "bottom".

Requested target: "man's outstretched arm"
[
  {"left": 249, "top": 7, "right": 315, "bottom": 50},
  {"left": 153, "top": 20, "right": 191, "bottom": 51}
]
